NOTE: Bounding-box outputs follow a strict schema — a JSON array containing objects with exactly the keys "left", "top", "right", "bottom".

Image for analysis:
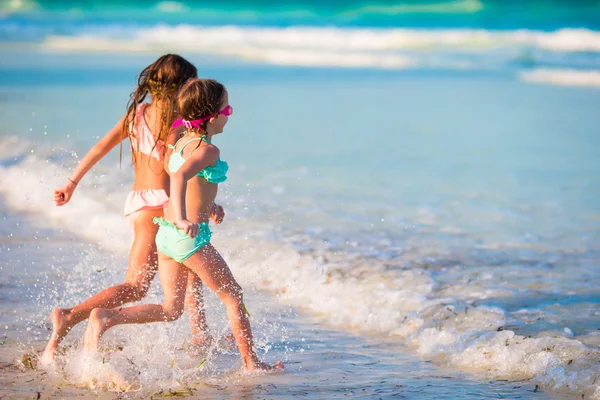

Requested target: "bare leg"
[
  {"left": 183, "top": 244, "right": 283, "bottom": 371},
  {"left": 42, "top": 210, "right": 162, "bottom": 362},
  {"left": 185, "top": 271, "right": 213, "bottom": 346},
  {"left": 83, "top": 254, "right": 188, "bottom": 352}
]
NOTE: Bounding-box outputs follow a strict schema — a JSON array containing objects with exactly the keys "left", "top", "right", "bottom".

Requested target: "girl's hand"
[
  {"left": 175, "top": 219, "right": 198, "bottom": 238},
  {"left": 54, "top": 180, "right": 77, "bottom": 206},
  {"left": 210, "top": 203, "right": 225, "bottom": 224}
]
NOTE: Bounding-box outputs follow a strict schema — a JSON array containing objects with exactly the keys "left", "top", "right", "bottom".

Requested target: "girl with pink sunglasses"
[{"left": 83, "top": 78, "right": 283, "bottom": 371}]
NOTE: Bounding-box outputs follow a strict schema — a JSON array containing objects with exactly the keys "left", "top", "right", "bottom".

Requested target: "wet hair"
[
  {"left": 122, "top": 54, "right": 197, "bottom": 165},
  {"left": 176, "top": 78, "right": 227, "bottom": 134}
]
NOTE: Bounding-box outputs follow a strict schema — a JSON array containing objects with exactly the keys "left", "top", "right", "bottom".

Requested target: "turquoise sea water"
[
  {"left": 2, "top": 0, "right": 600, "bottom": 75},
  {"left": 1, "top": 1, "right": 599, "bottom": 398},
  {"left": 2, "top": 0, "right": 600, "bottom": 29}
]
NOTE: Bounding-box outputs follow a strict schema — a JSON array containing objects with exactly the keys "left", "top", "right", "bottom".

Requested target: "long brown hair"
[{"left": 122, "top": 54, "right": 197, "bottom": 166}]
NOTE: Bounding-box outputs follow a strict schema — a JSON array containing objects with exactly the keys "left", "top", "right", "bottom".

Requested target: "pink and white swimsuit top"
[{"left": 130, "top": 103, "right": 164, "bottom": 162}]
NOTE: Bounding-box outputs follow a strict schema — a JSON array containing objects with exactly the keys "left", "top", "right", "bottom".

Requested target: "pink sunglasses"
[{"left": 172, "top": 105, "right": 233, "bottom": 129}]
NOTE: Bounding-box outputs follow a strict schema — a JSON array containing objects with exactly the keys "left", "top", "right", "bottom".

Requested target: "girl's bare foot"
[
  {"left": 220, "top": 333, "right": 235, "bottom": 344},
  {"left": 40, "top": 308, "right": 73, "bottom": 365},
  {"left": 244, "top": 357, "right": 284, "bottom": 371},
  {"left": 83, "top": 308, "right": 116, "bottom": 353},
  {"left": 188, "top": 333, "right": 215, "bottom": 355},
  {"left": 191, "top": 332, "right": 214, "bottom": 347}
]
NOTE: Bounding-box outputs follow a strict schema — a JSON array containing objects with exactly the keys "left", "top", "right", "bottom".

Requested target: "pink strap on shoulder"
[{"left": 172, "top": 118, "right": 202, "bottom": 129}]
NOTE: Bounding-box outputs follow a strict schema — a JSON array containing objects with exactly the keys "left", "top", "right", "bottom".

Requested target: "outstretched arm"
[
  {"left": 54, "top": 115, "right": 128, "bottom": 206},
  {"left": 170, "top": 144, "right": 220, "bottom": 237}
]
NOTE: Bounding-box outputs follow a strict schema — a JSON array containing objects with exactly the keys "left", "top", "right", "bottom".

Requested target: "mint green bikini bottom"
[{"left": 153, "top": 217, "right": 211, "bottom": 262}]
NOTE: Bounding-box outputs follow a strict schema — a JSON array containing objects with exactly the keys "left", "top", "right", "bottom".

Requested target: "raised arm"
[
  {"left": 54, "top": 115, "right": 128, "bottom": 206},
  {"left": 170, "top": 144, "right": 219, "bottom": 237}
]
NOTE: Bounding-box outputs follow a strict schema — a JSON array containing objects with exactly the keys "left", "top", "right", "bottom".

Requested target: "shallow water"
[
  {"left": 0, "top": 49, "right": 599, "bottom": 398},
  {"left": 1, "top": 200, "right": 569, "bottom": 399}
]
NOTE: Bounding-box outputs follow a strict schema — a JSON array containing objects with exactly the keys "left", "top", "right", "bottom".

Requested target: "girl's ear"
[{"left": 208, "top": 115, "right": 217, "bottom": 124}]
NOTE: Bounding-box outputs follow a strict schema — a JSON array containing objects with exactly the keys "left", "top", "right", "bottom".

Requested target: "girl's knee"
[
  {"left": 219, "top": 282, "right": 243, "bottom": 305},
  {"left": 89, "top": 307, "right": 102, "bottom": 320}
]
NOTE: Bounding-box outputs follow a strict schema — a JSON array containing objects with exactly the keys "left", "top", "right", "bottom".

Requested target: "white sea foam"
[
  {"left": 41, "top": 25, "right": 600, "bottom": 71},
  {"left": 0, "top": 138, "right": 131, "bottom": 251},
  {"left": 1, "top": 150, "right": 599, "bottom": 397},
  {"left": 225, "top": 238, "right": 600, "bottom": 398},
  {"left": 45, "top": 25, "right": 600, "bottom": 53},
  {"left": 521, "top": 68, "right": 600, "bottom": 88}
]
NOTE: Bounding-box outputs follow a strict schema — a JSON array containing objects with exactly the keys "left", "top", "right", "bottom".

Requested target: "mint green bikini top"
[{"left": 168, "top": 135, "right": 228, "bottom": 184}]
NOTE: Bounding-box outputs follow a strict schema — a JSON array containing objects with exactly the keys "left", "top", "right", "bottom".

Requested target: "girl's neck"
[
  {"left": 204, "top": 132, "right": 216, "bottom": 142},
  {"left": 187, "top": 130, "right": 215, "bottom": 143}
]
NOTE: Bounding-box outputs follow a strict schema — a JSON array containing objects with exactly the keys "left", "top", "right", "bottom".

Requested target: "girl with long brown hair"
[{"left": 42, "top": 54, "right": 219, "bottom": 364}]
